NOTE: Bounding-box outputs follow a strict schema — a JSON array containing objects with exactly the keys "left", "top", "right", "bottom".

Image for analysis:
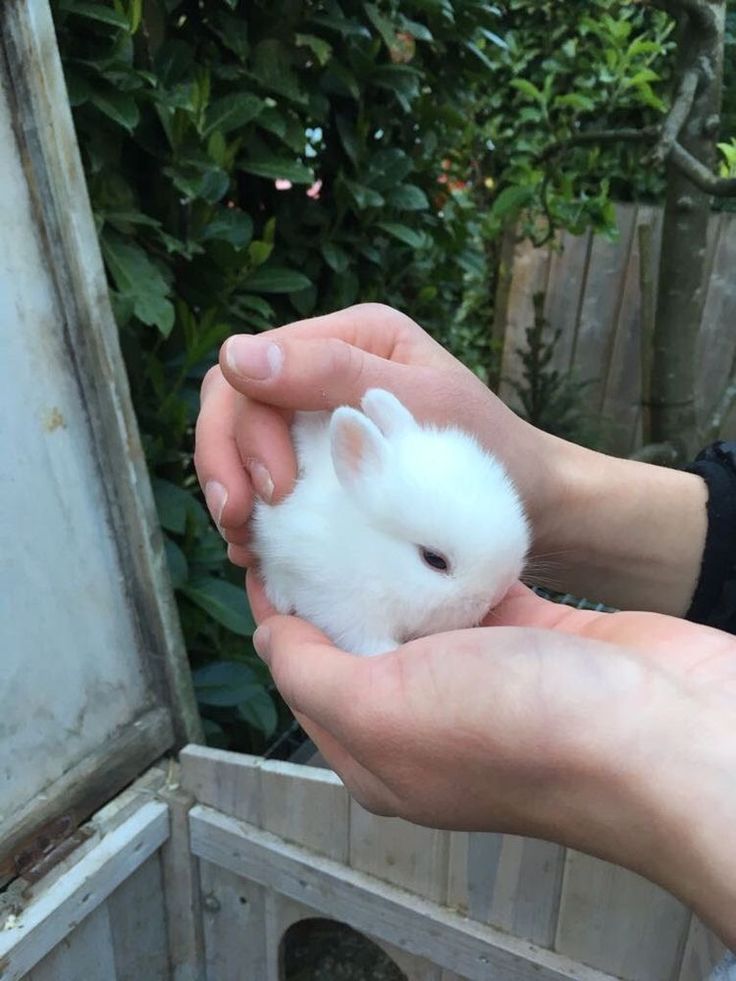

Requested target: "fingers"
[
  {"left": 194, "top": 367, "right": 252, "bottom": 530},
  {"left": 220, "top": 333, "right": 434, "bottom": 412},
  {"left": 233, "top": 396, "right": 297, "bottom": 505},
  {"left": 253, "top": 613, "right": 377, "bottom": 741},
  {"left": 263, "top": 303, "right": 422, "bottom": 355}
]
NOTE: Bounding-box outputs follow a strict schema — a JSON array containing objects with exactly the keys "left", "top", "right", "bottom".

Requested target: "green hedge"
[{"left": 53, "top": 0, "right": 677, "bottom": 751}]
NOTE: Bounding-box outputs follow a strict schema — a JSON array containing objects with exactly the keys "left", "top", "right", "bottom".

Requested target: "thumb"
[{"left": 220, "top": 334, "right": 428, "bottom": 410}]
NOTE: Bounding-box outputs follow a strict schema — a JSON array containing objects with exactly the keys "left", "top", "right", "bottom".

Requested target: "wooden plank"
[
  {"left": 446, "top": 833, "right": 563, "bottom": 947},
  {"left": 497, "top": 235, "right": 553, "bottom": 409},
  {"left": 696, "top": 214, "right": 736, "bottom": 434},
  {"left": 0, "top": 801, "right": 169, "bottom": 981},
  {"left": 554, "top": 850, "right": 691, "bottom": 981},
  {"left": 259, "top": 760, "right": 350, "bottom": 862},
  {"left": 180, "top": 745, "right": 261, "bottom": 825},
  {"left": 545, "top": 228, "right": 594, "bottom": 373},
  {"left": 0, "top": 0, "right": 201, "bottom": 753},
  {"left": 349, "top": 799, "right": 449, "bottom": 902},
  {"left": 678, "top": 915, "right": 728, "bottom": 981},
  {"left": 107, "top": 854, "right": 169, "bottom": 981},
  {"left": 190, "top": 805, "right": 619, "bottom": 981},
  {"left": 198, "top": 860, "right": 268, "bottom": 981},
  {"left": 158, "top": 785, "right": 206, "bottom": 981},
  {"left": 25, "top": 905, "right": 117, "bottom": 981},
  {"left": 0, "top": 708, "right": 172, "bottom": 887}
]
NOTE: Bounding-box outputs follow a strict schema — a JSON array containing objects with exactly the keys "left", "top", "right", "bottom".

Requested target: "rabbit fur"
[{"left": 252, "top": 389, "right": 530, "bottom": 656}]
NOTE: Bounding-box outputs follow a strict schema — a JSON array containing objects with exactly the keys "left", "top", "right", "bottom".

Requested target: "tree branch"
[
  {"left": 649, "top": 65, "right": 700, "bottom": 166},
  {"left": 669, "top": 142, "right": 736, "bottom": 195},
  {"left": 641, "top": 0, "right": 720, "bottom": 36},
  {"left": 537, "top": 127, "right": 659, "bottom": 163}
]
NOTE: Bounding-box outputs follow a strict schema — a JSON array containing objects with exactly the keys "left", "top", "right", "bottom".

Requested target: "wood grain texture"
[
  {"left": 107, "top": 854, "right": 169, "bottom": 981},
  {"left": 678, "top": 915, "right": 728, "bottom": 981},
  {"left": 199, "top": 860, "right": 269, "bottom": 981},
  {"left": 554, "top": 850, "right": 691, "bottom": 981},
  {"left": 349, "top": 799, "right": 449, "bottom": 902},
  {"left": 446, "top": 832, "right": 564, "bottom": 947},
  {"left": 0, "top": 801, "right": 169, "bottom": 981},
  {"left": 25, "top": 905, "right": 117, "bottom": 981},
  {"left": 180, "top": 745, "right": 262, "bottom": 825},
  {"left": 190, "top": 805, "right": 619, "bottom": 981}
]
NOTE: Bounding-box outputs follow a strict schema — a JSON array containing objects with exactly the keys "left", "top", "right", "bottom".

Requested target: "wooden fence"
[{"left": 498, "top": 204, "right": 736, "bottom": 456}]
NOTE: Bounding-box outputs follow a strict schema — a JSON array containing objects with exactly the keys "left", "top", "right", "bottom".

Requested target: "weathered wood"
[
  {"left": 180, "top": 745, "right": 261, "bottom": 825},
  {"left": 0, "top": 708, "right": 173, "bottom": 887},
  {"left": 159, "top": 785, "right": 206, "bottom": 981},
  {"left": 189, "top": 805, "right": 619, "bottom": 981},
  {"left": 349, "top": 799, "right": 449, "bottom": 902},
  {"left": 199, "top": 860, "right": 269, "bottom": 981},
  {"left": 260, "top": 760, "right": 350, "bottom": 863},
  {"left": 0, "top": 801, "right": 169, "bottom": 981},
  {"left": 678, "top": 915, "right": 728, "bottom": 981},
  {"left": 502, "top": 203, "right": 736, "bottom": 453},
  {"left": 25, "top": 905, "right": 118, "bottom": 981},
  {"left": 554, "top": 850, "right": 691, "bottom": 980},
  {"left": 447, "top": 832, "right": 564, "bottom": 947},
  {"left": 107, "top": 854, "right": 169, "bottom": 981},
  {"left": 0, "top": 0, "right": 201, "bottom": 752}
]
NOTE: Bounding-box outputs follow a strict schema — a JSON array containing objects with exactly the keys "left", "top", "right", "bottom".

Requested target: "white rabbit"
[{"left": 251, "top": 389, "right": 530, "bottom": 656}]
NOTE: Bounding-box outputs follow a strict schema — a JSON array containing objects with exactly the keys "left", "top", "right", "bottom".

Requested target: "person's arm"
[
  {"left": 248, "top": 575, "right": 736, "bottom": 949},
  {"left": 194, "top": 303, "right": 708, "bottom": 615}
]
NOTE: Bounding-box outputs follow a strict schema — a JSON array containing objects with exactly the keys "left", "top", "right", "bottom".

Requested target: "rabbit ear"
[
  {"left": 360, "top": 389, "right": 415, "bottom": 437},
  {"left": 330, "top": 407, "right": 388, "bottom": 492}
]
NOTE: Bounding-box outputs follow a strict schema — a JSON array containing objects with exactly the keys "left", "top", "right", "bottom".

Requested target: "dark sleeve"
[{"left": 682, "top": 441, "right": 736, "bottom": 635}]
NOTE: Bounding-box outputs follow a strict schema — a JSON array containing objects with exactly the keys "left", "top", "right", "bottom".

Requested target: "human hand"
[
  {"left": 248, "top": 574, "right": 736, "bottom": 947},
  {"left": 194, "top": 303, "right": 560, "bottom": 568}
]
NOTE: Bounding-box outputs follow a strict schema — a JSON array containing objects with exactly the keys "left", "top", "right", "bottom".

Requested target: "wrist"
[{"left": 529, "top": 436, "right": 707, "bottom": 614}]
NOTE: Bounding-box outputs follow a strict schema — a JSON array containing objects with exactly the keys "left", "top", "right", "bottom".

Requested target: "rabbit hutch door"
[{"left": 0, "top": 2, "right": 201, "bottom": 976}]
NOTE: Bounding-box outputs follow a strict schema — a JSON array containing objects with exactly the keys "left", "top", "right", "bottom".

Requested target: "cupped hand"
[
  {"left": 194, "top": 304, "right": 561, "bottom": 566},
  {"left": 247, "top": 574, "right": 736, "bottom": 944}
]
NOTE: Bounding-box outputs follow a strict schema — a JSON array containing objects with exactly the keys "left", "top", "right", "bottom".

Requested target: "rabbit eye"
[{"left": 420, "top": 547, "right": 449, "bottom": 573}]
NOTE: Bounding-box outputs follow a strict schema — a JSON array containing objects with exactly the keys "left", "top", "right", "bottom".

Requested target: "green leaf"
[
  {"left": 164, "top": 537, "right": 188, "bottom": 589},
  {"left": 375, "top": 221, "right": 424, "bottom": 248},
  {"left": 203, "top": 93, "right": 264, "bottom": 136},
  {"left": 237, "top": 688, "right": 278, "bottom": 737},
  {"left": 344, "top": 179, "right": 385, "bottom": 209},
  {"left": 244, "top": 267, "right": 312, "bottom": 293},
  {"left": 241, "top": 157, "right": 314, "bottom": 184},
  {"left": 385, "top": 184, "right": 429, "bottom": 210},
  {"left": 202, "top": 209, "right": 254, "bottom": 249},
  {"left": 193, "top": 660, "right": 261, "bottom": 704},
  {"left": 364, "top": 3, "right": 398, "bottom": 52},
  {"left": 510, "top": 77, "right": 545, "bottom": 105},
  {"left": 321, "top": 242, "right": 349, "bottom": 273},
  {"left": 554, "top": 93, "right": 595, "bottom": 112},
  {"left": 63, "top": 2, "right": 130, "bottom": 29},
  {"left": 183, "top": 579, "right": 256, "bottom": 636},
  {"left": 152, "top": 478, "right": 192, "bottom": 534},
  {"left": 295, "top": 33, "right": 333, "bottom": 66},
  {"left": 102, "top": 238, "right": 174, "bottom": 335},
  {"left": 491, "top": 184, "right": 535, "bottom": 219},
  {"left": 90, "top": 89, "right": 140, "bottom": 131}
]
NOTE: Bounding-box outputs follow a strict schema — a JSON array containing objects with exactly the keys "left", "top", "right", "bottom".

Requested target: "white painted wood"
[
  {"left": 190, "top": 805, "right": 619, "bottom": 981},
  {"left": 198, "top": 860, "right": 268, "bottom": 981},
  {"left": 260, "top": 760, "right": 349, "bottom": 862},
  {"left": 0, "top": 801, "right": 169, "bottom": 980},
  {"left": 554, "top": 850, "right": 691, "bottom": 980},
  {"left": 446, "top": 832, "right": 563, "bottom": 946},
  {"left": 25, "top": 904, "right": 117, "bottom": 981},
  {"left": 180, "top": 746, "right": 261, "bottom": 825},
  {"left": 107, "top": 854, "right": 169, "bottom": 980},
  {"left": 678, "top": 915, "right": 728, "bottom": 981},
  {"left": 159, "top": 785, "right": 205, "bottom": 981},
  {"left": 349, "top": 799, "right": 449, "bottom": 902}
]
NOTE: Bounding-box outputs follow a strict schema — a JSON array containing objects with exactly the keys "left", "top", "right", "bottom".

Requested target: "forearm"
[{"left": 532, "top": 434, "right": 708, "bottom": 615}]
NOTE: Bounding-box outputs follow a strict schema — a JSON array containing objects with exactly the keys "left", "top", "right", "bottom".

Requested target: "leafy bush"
[{"left": 52, "top": 0, "right": 677, "bottom": 751}]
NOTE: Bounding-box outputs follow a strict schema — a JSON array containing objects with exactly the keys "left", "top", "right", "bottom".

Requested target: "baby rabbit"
[{"left": 252, "top": 389, "right": 529, "bottom": 655}]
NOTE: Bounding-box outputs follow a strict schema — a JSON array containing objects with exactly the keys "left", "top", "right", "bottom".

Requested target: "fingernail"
[
  {"left": 253, "top": 625, "right": 271, "bottom": 662},
  {"left": 247, "top": 460, "right": 274, "bottom": 503},
  {"left": 204, "top": 480, "right": 228, "bottom": 527},
  {"left": 225, "top": 336, "right": 283, "bottom": 381}
]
